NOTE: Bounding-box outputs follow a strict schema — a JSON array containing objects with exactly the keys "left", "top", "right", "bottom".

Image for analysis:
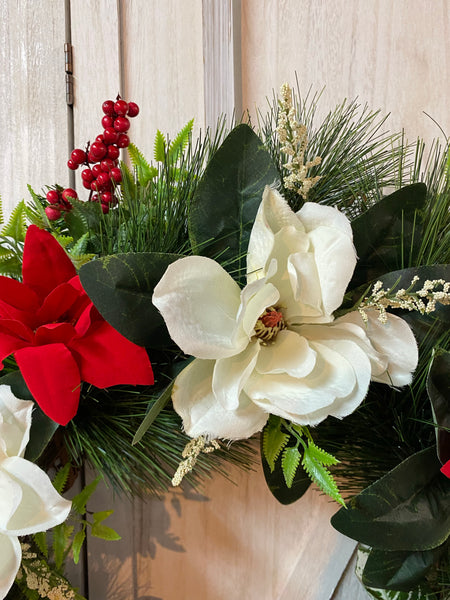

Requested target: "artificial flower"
[
  {"left": 153, "top": 187, "right": 418, "bottom": 440},
  {"left": 0, "top": 385, "right": 71, "bottom": 599},
  {"left": 0, "top": 225, "right": 154, "bottom": 425}
]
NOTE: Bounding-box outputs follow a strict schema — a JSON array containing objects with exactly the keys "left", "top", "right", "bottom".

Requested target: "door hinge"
[{"left": 64, "top": 43, "right": 74, "bottom": 106}]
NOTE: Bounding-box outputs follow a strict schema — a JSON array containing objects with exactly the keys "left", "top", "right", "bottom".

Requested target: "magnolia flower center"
[{"left": 254, "top": 306, "right": 286, "bottom": 342}]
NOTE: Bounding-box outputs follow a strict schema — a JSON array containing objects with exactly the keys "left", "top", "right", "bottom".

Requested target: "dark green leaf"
[
  {"left": 351, "top": 183, "right": 426, "bottom": 288},
  {"left": 132, "top": 383, "right": 174, "bottom": 445},
  {"left": 331, "top": 447, "right": 450, "bottom": 551},
  {"left": 362, "top": 545, "right": 446, "bottom": 591},
  {"left": 189, "top": 124, "right": 279, "bottom": 282},
  {"left": 261, "top": 435, "right": 311, "bottom": 505},
  {"left": 79, "top": 252, "right": 184, "bottom": 347},
  {"left": 427, "top": 350, "right": 450, "bottom": 464},
  {"left": 0, "top": 371, "right": 59, "bottom": 461}
]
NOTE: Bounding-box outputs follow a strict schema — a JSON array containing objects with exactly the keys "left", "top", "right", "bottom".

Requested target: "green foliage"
[
  {"left": 301, "top": 442, "right": 345, "bottom": 507},
  {"left": 262, "top": 416, "right": 290, "bottom": 471},
  {"left": 427, "top": 350, "right": 450, "bottom": 465},
  {"left": 281, "top": 447, "right": 302, "bottom": 488},
  {"left": 128, "top": 143, "right": 158, "bottom": 186}
]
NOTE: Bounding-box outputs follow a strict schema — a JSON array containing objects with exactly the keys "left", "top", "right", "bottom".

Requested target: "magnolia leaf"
[
  {"left": 302, "top": 446, "right": 345, "bottom": 506},
  {"left": 427, "top": 350, "right": 450, "bottom": 465},
  {"left": 331, "top": 447, "right": 450, "bottom": 551},
  {"left": 79, "top": 252, "right": 184, "bottom": 347},
  {"left": 72, "top": 529, "right": 86, "bottom": 565},
  {"left": 362, "top": 545, "right": 446, "bottom": 592},
  {"left": 262, "top": 416, "right": 290, "bottom": 472},
  {"left": 350, "top": 183, "right": 426, "bottom": 288},
  {"left": 71, "top": 476, "right": 101, "bottom": 515},
  {"left": 281, "top": 446, "right": 302, "bottom": 488},
  {"left": 261, "top": 435, "right": 311, "bottom": 505},
  {"left": 0, "top": 371, "right": 59, "bottom": 461},
  {"left": 189, "top": 124, "right": 279, "bottom": 283}
]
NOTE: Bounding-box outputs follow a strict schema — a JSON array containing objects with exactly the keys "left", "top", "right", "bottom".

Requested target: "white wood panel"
[
  {"left": 86, "top": 464, "right": 355, "bottom": 600},
  {"left": 0, "top": 0, "right": 68, "bottom": 219},
  {"left": 241, "top": 0, "right": 450, "bottom": 147}
]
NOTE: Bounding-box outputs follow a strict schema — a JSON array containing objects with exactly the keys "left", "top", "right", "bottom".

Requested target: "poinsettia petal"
[
  {"left": 36, "top": 281, "right": 87, "bottom": 324},
  {"left": 212, "top": 342, "right": 261, "bottom": 410},
  {"left": 173, "top": 359, "right": 268, "bottom": 440},
  {"left": 441, "top": 460, "right": 450, "bottom": 478},
  {"left": 0, "top": 276, "right": 39, "bottom": 313},
  {"left": 0, "top": 534, "right": 21, "bottom": 600},
  {"left": 0, "top": 322, "right": 32, "bottom": 366},
  {"left": 153, "top": 256, "right": 246, "bottom": 359},
  {"left": 70, "top": 321, "right": 153, "bottom": 388},
  {"left": 0, "top": 386, "right": 33, "bottom": 458},
  {"left": 256, "top": 329, "right": 317, "bottom": 378},
  {"left": 35, "top": 323, "right": 76, "bottom": 346},
  {"left": 14, "top": 344, "right": 80, "bottom": 425},
  {"left": 1, "top": 456, "right": 71, "bottom": 535},
  {"left": 22, "top": 225, "right": 76, "bottom": 300},
  {"left": 336, "top": 309, "right": 418, "bottom": 386}
]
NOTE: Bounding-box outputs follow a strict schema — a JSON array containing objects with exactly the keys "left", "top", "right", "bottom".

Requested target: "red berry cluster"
[
  {"left": 45, "top": 188, "right": 78, "bottom": 221},
  {"left": 44, "top": 97, "right": 139, "bottom": 220}
]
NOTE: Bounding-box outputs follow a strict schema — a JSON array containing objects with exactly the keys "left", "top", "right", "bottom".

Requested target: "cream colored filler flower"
[
  {"left": 153, "top": 187, "right": 418, "bottom": 440},
  {"left": 0, "top": 385, "right": 71, "bottom": 599}
]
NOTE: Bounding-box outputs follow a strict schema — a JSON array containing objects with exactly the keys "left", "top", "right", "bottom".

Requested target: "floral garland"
[{"left": 0, "top": 84, "right": 449, "bottom": 599}]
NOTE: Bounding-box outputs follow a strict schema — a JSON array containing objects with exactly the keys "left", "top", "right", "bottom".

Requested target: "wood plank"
[
  {"left": 86, "top": 463, "right": 354, "bottom": 599},
  {"left": 241, "top": 0, "right": 450, "bottom": 147},
  {"left": 0, "top": 0, "right": 68, "bottom": 220}
]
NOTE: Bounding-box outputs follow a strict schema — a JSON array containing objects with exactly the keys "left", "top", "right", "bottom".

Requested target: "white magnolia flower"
[
  {"left": 0, "top": 385, "right": 72, "bottom": 599},
  {"left": 153, "top": 187, "right": 418, "bottom": 440}
]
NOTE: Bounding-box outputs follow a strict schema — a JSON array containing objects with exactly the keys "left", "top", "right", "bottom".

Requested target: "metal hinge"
[{"left": 64, "top": 43, "right": 74, "bottom": 106}]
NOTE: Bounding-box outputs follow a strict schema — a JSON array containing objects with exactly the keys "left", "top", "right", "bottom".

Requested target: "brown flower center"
[{"left": 254, "top": 306, "right": 286, "bottom": 342}]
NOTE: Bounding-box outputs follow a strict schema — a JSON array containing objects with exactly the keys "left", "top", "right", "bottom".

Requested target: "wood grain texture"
[
  {"left": 86, "top": 464, "right": 355, "bottom": 600},
  {"left": 0, "top": 0, "right": 68, "bottom": 219},
  {"left": 242, "top": 0, "right": 450, "bottom": 146}
]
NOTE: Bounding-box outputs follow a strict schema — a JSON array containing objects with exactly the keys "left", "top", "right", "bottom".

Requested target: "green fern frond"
[
  {"left": 52, "top": 462, "right": 71, "bottom": 494},
  {"left": 168, "top": 118, "right": 194, "bottom": 162},
  {"left": 128, "top": 143, "right": 158, "bottom": 186},
  {"left": 307, "top": 441, "right": 340, "bottom": 466},
  {"left": 0, "top": 254, "right": 22, "bottom": 277},
  {"left": 281, "top": 446, "right": 302, "bottom": 488},
  {"left": 262, "top": 416, "right": 290, "bottom": 471},
  {"left": 33, "top": 531, "right": 48, "bottom": 559},
  {"left": 1, "top": 199, "right": 27, "bottom": 241},
  {"left": 154, "top": 129, "right": 166, "bottom": 162},
  {"left": 302, "top": 446, "right": 345, "bottom": 506}
]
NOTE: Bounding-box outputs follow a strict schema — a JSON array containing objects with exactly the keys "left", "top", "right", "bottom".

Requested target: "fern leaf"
[
  {"left": 307, "top": 441, "right": 340, "bottom": 466},
  {"left": 281, "top": 446, "right": 302, "bottom": 488},
  {"left": 168, "top": 118, "right": 194, "bottom": 162},
  {"left": 302, "top": 447, "right": 345, "bottom": 506},
  {"left": 71, "top": 476, "right": 101, "bottom": 515},
  {"left": 52, "top": 522, "right": 73, "bottom": 571},
  {"left": 0, "top": 255, "right": 22, "bottom": 277},
  {"left": 52, "top": 462, "right": 71, "bottom": 494},
  {"left": 154, "top": 129, "right": 166, "bottom": 162},
  {"left": 128, "top": 143, "right": 158, "bottom": 186},
  {"left": 1, "top": 200, "right": 27, "bottom": 241},
  {"left": 72, "top": 529, "right": 86, "bottom": 564},
  {"left": 33, "top": 531, "right": 48, "bottom": 558},
  {"left": 262, "top": 416, "right": 290, "bottom": 471}
]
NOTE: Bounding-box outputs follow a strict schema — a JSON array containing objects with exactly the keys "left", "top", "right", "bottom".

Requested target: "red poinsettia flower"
[
  {"left": 441, "top": 459, "right": 450, "bottom": 478},
  {"left": 0, "top": 225, "right": 154, "bottom": 425}
]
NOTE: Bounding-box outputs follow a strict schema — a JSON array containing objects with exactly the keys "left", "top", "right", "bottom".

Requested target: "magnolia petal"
[
  {"left": 255, "top": 329, "right": 317, "bottom": 378},
  {"left": 1, "top": 456, "right": 71, "bottom": 535},
  {"left": 153, "top": 256, "right": 246, "bottom": 359},
  {"left": 70, "top": 320, "right": 154, "bottom": 389},
  {"left": 247, "top": 186, "right": 305, "bottom": 280},
  {"left": 15, "top": 343, "right": 81, "bottom": 426},
  {"left": 0, "top": 534, "right": 21, "bottom": 600},
  {"left": 0, "top": 386, "right": 33, "bottom": 458},
  {"left": 22, "top": 225, "right": 76, "bottom": 301},
  {"left": 212, "top": 341, "right": 260, "bottom": 410},
  {"left": 239, "top": 278, "right": 279, "bottom": 338},
  {"left": 297, "top": 202, "right": 353, "bottom": 240},
  {"left": 247, "top": 340, "right": 358, "bottom": 418},
  {"left": 173, "top": 359, "right": 268, "bottom": 440},
  {"left": 336, "top": 309, "right": 418, "bottom": 386},
  {"left": 285, "top": 252, "right": 326, "bottom": 322},
  {"left": 0, "top": 468, "right": 23, "bottom": 529}
]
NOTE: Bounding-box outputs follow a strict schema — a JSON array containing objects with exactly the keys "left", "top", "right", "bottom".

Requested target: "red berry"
[
  {"left": 92, "top": 164, "right": 103, "bottom": 177},
  {"left": 91, "top": 193, "right": 99, "bottom": 203},
  {"left": 95, "top": 134, "right": 105, "bottom": 143},
  {"left": 67, "top": 159, "right": 78, "bottom": 170},
  {"left": 127, "top": 102, "right": 139, "bottom": 117},
  {"left": 116, "top": 134, "right": 130, "bottom": 148},
  {"left": 91, "top": 180, "right": 100, "bottom": 192},
  {"left": 103, "top": 127, "right": 119, "bottom": 144},
  {"left": 62, "top": 188, "right": 78, "bottom": 203},
  {"left": 81, "top": 168, "right": 95, "bottom": 182},
  {"left": 102, "top": 100, "right": 115, "bottom": 116},
  {"left": 101, "top": 202, "right": 110, "bottom": 214},
  {"left": 87, "top": 151, "right": 97, "bottom": 163},
  {"left": 100, "top": 158, "right": 115, "bottom": 172},
  {"left": 82, "top": 179, "right": 92, "bottom": 190},
  {"left": 107, "top": 145, "right": 120, "bottom": 159},
  {"left": 90, "top": 142, "right": 107, "bottom": 160},
  {"left": 96, "top": 172, "right": 111, "bottom": 188},
  {"left": 110, "top": 167, "right": 122, "bottom": 184},
  {"left": 114, "top": 99, "right": 129, "bottom": 116},
  {"left": 46, "top": 190, "right": 60, "bottom": 205},
  {"left": 71, "top": 148, "right": 87, "bottom": 164},
  {"left": 101, "top": 191, "right": 113, "bottom": 204},
  {"left": 102, "top": 115, "right": 114, "bottom": 128},
  {"left": 45, "top": 206, "right": 61, "bottom": 220},
  {"left": 114, "top": 116, "right": 130, "bottom": 133}
]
